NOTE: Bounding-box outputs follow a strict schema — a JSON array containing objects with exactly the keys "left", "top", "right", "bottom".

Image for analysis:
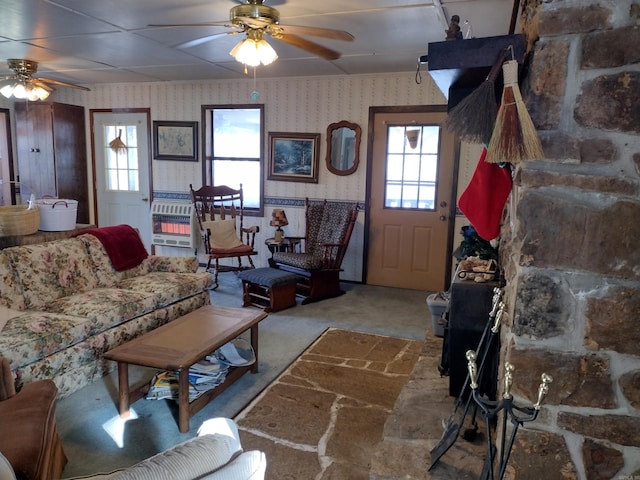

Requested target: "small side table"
[{"left": 265, "top": 237, "right": 301, "bottom": 254}]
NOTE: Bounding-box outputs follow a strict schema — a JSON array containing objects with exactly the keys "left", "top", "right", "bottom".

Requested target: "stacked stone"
[{"left": 500, "top": 1, "right": 640, "bottom": 479}]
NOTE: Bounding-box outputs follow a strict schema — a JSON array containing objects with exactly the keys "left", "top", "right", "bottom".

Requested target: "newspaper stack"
[
  {"left": 146, "top": 359, "right": 228, "bottom": 401},
  {"left": 146, "top": 337, "right": 255, "bottom": 402}
]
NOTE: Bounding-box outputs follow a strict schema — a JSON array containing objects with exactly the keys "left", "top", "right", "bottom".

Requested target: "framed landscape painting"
[
  {"left": 153, "top": 121, "right": 198, "bottom": 161},
  {"left": 268, "top": 132, "right": 320, "bottom": 183}
]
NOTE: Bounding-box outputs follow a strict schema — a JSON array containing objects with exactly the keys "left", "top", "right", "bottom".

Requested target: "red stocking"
[{"left": 458, "top": 147, "right": 512, "bottom": 241}]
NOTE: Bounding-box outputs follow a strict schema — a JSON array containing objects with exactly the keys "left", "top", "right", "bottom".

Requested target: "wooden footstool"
[{"left": 238, "top": 267, "right": 299, "bottom": 312}]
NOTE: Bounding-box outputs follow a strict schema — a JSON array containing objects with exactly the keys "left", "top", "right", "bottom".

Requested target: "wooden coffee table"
[{"left": 104, "top": 305, "right": 268, "bottom": 432}]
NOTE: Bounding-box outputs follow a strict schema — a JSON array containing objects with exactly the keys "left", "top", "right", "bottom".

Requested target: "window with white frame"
[{"left": 204, "top": 105, "right": 264, "bottom": 214}]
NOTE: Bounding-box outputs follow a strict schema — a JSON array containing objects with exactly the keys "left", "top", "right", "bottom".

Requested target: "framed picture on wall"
[
  {"left": 153, "top": 121, "right": 198, "bottom": 161},
  {"left": 268, "top": 132, "right": 320, "bottom": 183}
]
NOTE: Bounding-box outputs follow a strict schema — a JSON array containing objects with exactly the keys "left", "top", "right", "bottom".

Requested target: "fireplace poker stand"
[
  {"left": 429, "top": 287, "right": 505, "bottom": 470},
  {"left": 466, "top": 351, "right": 553, "bottom": 480}
]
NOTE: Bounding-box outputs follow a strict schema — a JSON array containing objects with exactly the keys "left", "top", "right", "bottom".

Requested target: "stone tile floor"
[{"left": 371, "top": 333, "right": 490, "bottom": 479}]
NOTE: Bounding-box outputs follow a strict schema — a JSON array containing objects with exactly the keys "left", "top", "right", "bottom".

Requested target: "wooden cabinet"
[{"left": 15, "top": 102, "right": 89, "bottom": 224}]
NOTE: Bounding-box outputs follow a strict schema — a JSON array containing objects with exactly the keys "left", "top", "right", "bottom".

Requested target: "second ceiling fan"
[{"left": 150, "top": 0, "right": 354, "bottom": 66}]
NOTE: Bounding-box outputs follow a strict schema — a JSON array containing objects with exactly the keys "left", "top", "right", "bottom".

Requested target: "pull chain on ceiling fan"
[
  {"left": 0, "top": 59, "right": 90, "bottom": 101},
  {"left": 149, "top": 0, "right": 354, "bottom": 68}
]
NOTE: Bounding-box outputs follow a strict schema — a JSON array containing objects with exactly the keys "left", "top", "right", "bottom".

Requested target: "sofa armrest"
[
  {"left": 201, "top": 451, "right": 266, "bottom": 480},
  {"left": 0, "top": 452, "right": 16, "bottom": 480},
  {"left": 0, "top": 379, "right": 66, "bottom": 480},
  {"left": 106, "top": 434, "right": 241, "bottom": 480},
  {"left": 63, "top": 419, "right": 255, "bottom": 480},
  {"left": 144, "top": 255, "right": 199, "bottom": 273}
]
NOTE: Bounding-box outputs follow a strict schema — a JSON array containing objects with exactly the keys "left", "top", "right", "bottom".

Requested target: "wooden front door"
[{"left": 366, "top": 107, "right": 457, "bottom": 292}]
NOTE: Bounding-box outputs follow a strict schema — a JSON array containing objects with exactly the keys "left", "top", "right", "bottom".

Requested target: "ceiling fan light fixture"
[
  {"left": 0, "top": 83, "right": 15, "bottom": 99},
  {"left": 29, "top": 84, "right": 51, "bottom": 101},
  {"left": 3, "top": 58, "right": 87, "bottom": 100},
  {"left": 0, "top": 80, "right": 50, "bottom": 101},
  {"left": 12, "top": 83, "right": 27, "bottom": 99},
  {"left": 256, "top": 38, "right": 278, "bottom": 65},
  {"left": 230, "top": 30, "right": 278, "bottom": 67}
]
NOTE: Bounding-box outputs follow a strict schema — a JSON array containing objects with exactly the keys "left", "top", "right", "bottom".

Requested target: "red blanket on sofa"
[{"left": 77, "top": 224, "right": 148, "bottom": 271}]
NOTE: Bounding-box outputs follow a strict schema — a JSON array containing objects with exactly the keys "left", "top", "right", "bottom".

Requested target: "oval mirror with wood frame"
[{"left": 326, "top": 120, "right": 361, "bottom": 176}]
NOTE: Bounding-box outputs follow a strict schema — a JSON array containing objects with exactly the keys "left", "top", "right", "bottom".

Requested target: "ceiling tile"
[{"left": 0, "top": 0, "right": 517, "bottom": 86}]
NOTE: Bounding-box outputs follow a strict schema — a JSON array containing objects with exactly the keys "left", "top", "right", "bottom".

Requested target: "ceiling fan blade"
[
  {"left": 236, "top": 17, "right": 271, "bottom": 29},
  {"left": 177, "top": 32, "right": 237, "bottom": 49},
  {"left": 38, "top": 77, "right": 90, "bottom": 91},
  {"left": 147, "top": 22, "right": 230, "bottom": 27},
  {"left": 31, "top": 79, "right": 54, "bottom": 92},
  {"left": 273, "top": 33, "right": 342, "bottom": 61},
  {"left": 273, "top": 24, "right": 353, "bottom": 42}
]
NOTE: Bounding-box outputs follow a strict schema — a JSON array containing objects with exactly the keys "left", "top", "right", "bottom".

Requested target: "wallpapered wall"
[{"left": 3, "top": 71, "right": 480, "bottom": 283}]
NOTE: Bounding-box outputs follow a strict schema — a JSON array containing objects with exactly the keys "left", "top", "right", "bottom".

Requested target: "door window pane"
[
  {"left": 104, "top": 124, "right": 140, "bottom": 192},
  {"left": 384, "top": 125, "right": 440, "bottom": 210}
]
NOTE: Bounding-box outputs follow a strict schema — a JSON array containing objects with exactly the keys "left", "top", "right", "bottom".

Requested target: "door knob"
[
  {"left": 439, "top": 215, "right": 446, "bottom": 221},
  {"left": 141, "top": 197, "right": 149, "bottom": 202},
  {"left": 440, "top": 201, "right": 447, "bottom": 207}
]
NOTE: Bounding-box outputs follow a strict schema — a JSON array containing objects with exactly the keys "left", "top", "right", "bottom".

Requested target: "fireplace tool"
[
  {"left": 466, "top": 351, "right": 553, "bottom": 480},
  {"left": 429, "top": 287, "right": 504, "bottom": 470}
]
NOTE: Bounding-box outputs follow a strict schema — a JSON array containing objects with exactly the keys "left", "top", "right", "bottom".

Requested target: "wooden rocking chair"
[
  {"left": 270, "top": 199, "right": 360, "bottom": 304},
  {"left": 190, "top": 184, "right": 259, "bottom": 289}
]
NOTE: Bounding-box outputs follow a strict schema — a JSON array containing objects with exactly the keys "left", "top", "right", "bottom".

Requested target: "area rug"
[{"left": 234, "top": 327, "right": 423, "bottom": 480}]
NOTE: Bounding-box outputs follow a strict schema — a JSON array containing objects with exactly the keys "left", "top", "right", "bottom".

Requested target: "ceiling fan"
[
  {"left": 0, "top": 59, "right": 90, "bottom": 101},
  {"left": 149, "top": 0, "right": 354, "bottom": 66}
]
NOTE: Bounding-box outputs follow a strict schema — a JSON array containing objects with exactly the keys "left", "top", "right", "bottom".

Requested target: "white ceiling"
[{"left": 0, "top": 0, "right": 518, "bottom": 89}]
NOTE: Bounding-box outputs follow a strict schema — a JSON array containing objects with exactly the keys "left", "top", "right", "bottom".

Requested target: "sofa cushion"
[
  {"left": 109, "top": 434, "right": 242, "bottom": 480},
  {"left": 4, "top": 238, "right": 99, "bottom": 310},
  {"left": 144, "top": 255, "right": 199, "bottom": 273},
  {"left": 78, "top": 235, "right": 150, "bottom": 287},
  {"left": 116, "top": 272, "right": 213, "bottom": 308},
  {"left": 0, "top": 312, "right": 92, "bottom": 367},
  {"left": 78, "top": 225, "right": 148, "bottom": 271},
  {"left": 43, "top": 289, "right": 158, "bottom": 335},
  {"left": 0, "top": 252, "right": 25, "bottom": 311},
  {"left": 271, "top": 251, "right": 323, "bottom": 270},
  {"left": 203, "top": 219, "right": 244, "bottom": 249},
  {"left": 0, "top": 306, "right": 22, "bottom": 334}
]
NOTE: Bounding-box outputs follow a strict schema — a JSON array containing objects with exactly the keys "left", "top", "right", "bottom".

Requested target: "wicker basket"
[{"left": 0, "top": 206, "right": 40, "bottom": 237}]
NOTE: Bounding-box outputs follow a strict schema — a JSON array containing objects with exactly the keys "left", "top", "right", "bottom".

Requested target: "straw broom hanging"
[
  {"left": 109, "top": 129, "right": 127, "bottom": 154},
  {"left": 486, "top": 60, "right": 543, "bottom": 163},
  {"left": 444, "top": 48, "right": 508, "bottom": 145}
]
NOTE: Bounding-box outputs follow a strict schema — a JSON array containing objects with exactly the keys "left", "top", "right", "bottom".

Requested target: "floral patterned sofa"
[{"left": 0, "top": 228, "right": 213, "bottom": 398}]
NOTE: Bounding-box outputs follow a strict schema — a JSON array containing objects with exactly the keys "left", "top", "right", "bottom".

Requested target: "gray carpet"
[{"left": 58, "top": 274, "right": 432, "bottom": 478}]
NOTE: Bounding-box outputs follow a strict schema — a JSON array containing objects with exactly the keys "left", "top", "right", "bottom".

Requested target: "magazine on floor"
[{"left": 146, "top": 365, "right": 229, "bottom": 401}]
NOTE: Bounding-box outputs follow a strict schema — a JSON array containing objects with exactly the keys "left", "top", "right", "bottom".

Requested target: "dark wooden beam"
[{"left": 425, "top": 34, "right": 526, "bottom": 108}]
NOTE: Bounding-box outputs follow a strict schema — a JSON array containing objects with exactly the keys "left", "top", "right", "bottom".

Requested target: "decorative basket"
[
  {"left": 36, "top": 199, "right": 78, "bottom": 231},
  {"left": 0, "top": 205, "right": 40, "bottom": 237}
]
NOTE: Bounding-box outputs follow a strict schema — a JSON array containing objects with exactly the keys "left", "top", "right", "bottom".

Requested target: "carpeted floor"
[
  {"left": 235, "top": 328, "right": 422, "bottom": 480},
  {"left": 58, "top": 273, "right": 433, "bottom": 478}
]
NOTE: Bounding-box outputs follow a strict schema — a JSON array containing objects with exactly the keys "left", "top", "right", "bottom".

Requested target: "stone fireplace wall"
[{"left": 499, "top": 1, "right": 640, "bottom": 478}]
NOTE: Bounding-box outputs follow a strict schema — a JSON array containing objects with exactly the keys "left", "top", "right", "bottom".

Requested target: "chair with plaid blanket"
[{"left": 270, "top": 199, "right": 360, "bottom": 304}]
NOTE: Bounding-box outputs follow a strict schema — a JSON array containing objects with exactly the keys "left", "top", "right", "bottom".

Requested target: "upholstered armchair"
[
  {"left": 0, "top": 357, "right": 67, "bottom": 480},
  {"left": 270, "top": 199, "right": 360, "bottom": 304}
]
